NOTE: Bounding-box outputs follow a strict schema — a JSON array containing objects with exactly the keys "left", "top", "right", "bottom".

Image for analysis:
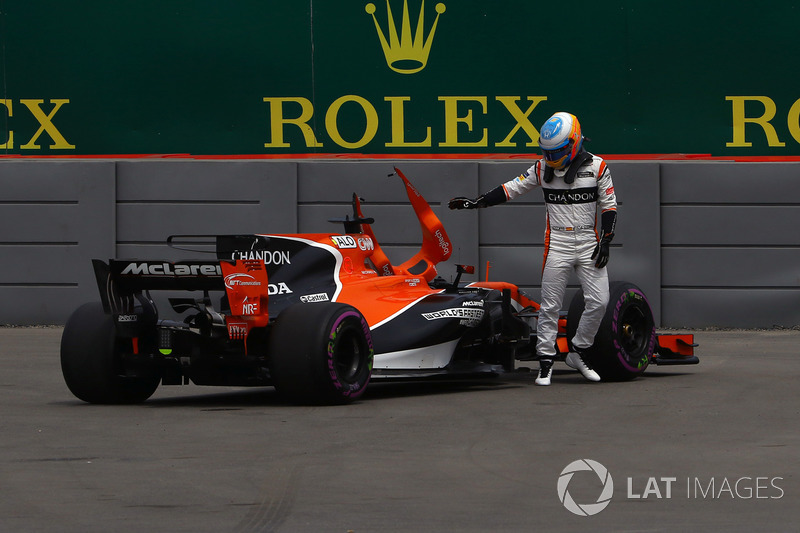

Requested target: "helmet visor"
[{"left": 541, "top": 140, "right": 573, "bottom": 167}]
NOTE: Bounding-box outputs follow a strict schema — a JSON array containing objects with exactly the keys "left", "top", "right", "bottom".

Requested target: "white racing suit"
[{"left": 497, "top": 153, "right": 617, "bottom": 358}]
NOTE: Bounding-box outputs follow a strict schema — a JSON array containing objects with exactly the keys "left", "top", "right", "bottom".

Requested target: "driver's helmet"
[{"left": 539, "top": 112, "right": 583, "bottom": 170}]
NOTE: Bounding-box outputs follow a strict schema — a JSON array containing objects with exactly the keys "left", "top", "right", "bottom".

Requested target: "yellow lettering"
[
  {"left": 263, "top": 97, "right": 323, "bottom": 148},
  {"left": 438, "top": 96, "right": 488, "bottom": 147},
  {"left": 384, "top": 96, "right": 431, "bottom": 147},
  {"left": 0, "top": 100, "right": 12, "bottom": 149},
  {"left": 325, "top": 95, "right": 379, "bottom": 149},
  {"left": 495, "top": 96, "right": 547, "bottom": 147},
  {"left": 726, "top": 96, "right": 785, "bottom": 148},
  {"left": 787, "top": 98, "right": 800, "bottom": 144},
  {"left": 19, "top": 99, "right": 74, "bottom": 149}
]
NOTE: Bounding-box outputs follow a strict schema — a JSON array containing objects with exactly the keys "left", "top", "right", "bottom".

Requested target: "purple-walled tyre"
[
  {"left": 567, "top": 281, "right": 656, "bottom": 381},
  {"left": 269, "top": 303, "right": 374, "bottom": 404}
]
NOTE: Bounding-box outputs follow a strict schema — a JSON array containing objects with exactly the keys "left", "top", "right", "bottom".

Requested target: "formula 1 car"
[{"left": 60, "top": 168, "right": 698, "bottom": 405}]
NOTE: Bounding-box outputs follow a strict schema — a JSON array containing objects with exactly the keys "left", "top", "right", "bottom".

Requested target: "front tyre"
[
  {"left": 567, "top": 281, "right": 656, "bottom": 381},
  {"left": 60, "top": 302, "right": 160, "bottom": 404},
  {"left": 269, "top": 303, "right": 373, "bottom": 405}
]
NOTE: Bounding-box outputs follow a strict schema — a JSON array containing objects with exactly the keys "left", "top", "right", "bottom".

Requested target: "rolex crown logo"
[{"left": 365, "top": 1, "right": 446, "bottom": 74}]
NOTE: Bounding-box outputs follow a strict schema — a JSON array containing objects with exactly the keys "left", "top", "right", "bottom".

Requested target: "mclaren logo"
[
  {"left": 120, "top": 262, "right": 222, "bottom": 277},
  {"left": 365, "top": 1, "right": 446, "bottom": 74}
]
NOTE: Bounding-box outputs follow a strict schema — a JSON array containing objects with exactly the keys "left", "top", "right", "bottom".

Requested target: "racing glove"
[
  {"left": 448, "top": 185, "right": 507, "bottom": 210},
  {"left": 592, "top": 210, "right": 617, "bottom": 268},
  {"left": 592, "top": 237, "right": 611, "bottom": 268},
  {"left": 448, "top": 196, "right": 485, "bottom": 209}
]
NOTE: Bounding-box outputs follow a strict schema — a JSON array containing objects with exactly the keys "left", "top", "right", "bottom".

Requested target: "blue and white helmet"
[{"left": 539, "top": 112, "right": 583, "bottom": 170}]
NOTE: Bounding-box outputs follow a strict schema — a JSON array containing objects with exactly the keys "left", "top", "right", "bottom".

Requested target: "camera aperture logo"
[{"left": 557, "top": 459, "right": 614, "bottom": 516}]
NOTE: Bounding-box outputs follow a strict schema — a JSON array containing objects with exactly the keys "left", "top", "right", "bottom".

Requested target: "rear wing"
[
  {"left": 92, "top": 259, "right": 224, "bottom": 314},
  {"left": 92, "top": 234, "right": 273, "bottom": 314}
]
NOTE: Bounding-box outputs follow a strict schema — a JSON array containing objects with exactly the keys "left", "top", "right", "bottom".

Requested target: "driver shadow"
[
  {"left": 513, "top": 365, "right": 696, "bottom": 384},
  {"left": 364, "top": 378, "right": 521, "bottom": 400}
]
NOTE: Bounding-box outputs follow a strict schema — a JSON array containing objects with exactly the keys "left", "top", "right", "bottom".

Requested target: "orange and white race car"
[{"left": 61, "top": 168, "right": 697, "bottom": 405}]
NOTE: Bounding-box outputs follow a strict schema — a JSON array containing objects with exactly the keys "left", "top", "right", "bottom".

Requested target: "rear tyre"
[
  {"left": 269, "top": 303, "right": 373, "bottom": 405},
  {"left": 60, "top": 302, "right": 160, "bottom": 403},
  {"left": 567, "top": 281, "right": 656, "bottom": 381}
]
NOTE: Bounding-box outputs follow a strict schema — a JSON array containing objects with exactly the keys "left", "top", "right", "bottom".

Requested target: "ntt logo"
[{"left": 557, "top": 459, "right": 614, "bottom": 516}]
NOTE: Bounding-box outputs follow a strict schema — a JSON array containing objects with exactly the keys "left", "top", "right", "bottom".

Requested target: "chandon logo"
[
  {"left": 543, "top": 187, "right": 598, "bottom": 205},
  {"left": 231, "top": 250, "right": 291, "bottom": 265}
]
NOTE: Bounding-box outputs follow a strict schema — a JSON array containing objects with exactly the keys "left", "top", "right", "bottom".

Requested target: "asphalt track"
[{"left": 1, "top": 327, "right": 798, "bottom": 533}]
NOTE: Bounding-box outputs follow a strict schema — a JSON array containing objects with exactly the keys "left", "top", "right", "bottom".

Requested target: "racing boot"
[
  {"left": 535, "top": 359, "right": 554, "bottom": 386},
  {"left": 566, "top": 348, "right": 601, "bottom": 382}
]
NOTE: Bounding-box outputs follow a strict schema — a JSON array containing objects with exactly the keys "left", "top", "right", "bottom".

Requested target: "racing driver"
[{"left": 448, "top": 112, "right": 617, "bottom": 386}]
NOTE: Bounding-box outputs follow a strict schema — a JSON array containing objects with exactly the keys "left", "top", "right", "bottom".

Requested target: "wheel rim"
[
  {"left": 619, "top": 303, "right": 648, "bottom": 359},
  {"left": 333, "top": 327, "right": 363, "bottom": 382}
]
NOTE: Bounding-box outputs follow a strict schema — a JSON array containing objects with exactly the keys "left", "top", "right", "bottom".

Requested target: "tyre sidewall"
[
  {"left": 318, "top": 309, "right": 373, "bottom": 401},
  {"left": 60, "top": 302, "right": 160, "bottom": 403},
  {"left": 567, "top": 282, "right": 656, "bottom": 381},
  {"left": 61, "top": 303, "right": 117, "bottom": 402},
  {"left": 270, "top": 303, "right": 373, "bottom": 404},
  {"left": 601, "top": 283, "right": 656, "bottom": 378}
]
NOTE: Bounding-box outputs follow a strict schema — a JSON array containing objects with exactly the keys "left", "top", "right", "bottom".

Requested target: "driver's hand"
[
  {"left": 449, "top": 197, "right": 478, "bottom": 210},
  {"left": 592, "top": 237, "right": 612, "bottom": 268}
]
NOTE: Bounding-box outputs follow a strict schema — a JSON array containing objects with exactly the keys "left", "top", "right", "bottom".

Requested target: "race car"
[{"left": 60, "top": 168, "right": 698, "bottom": 405}]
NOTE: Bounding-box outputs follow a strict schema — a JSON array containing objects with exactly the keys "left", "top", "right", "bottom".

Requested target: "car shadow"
[
  {"left": 134, "top": 375, "right": 524, "bottom": 408},
  {"left": 54, "top": 368, "right": 693, "bottom": 409}
]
